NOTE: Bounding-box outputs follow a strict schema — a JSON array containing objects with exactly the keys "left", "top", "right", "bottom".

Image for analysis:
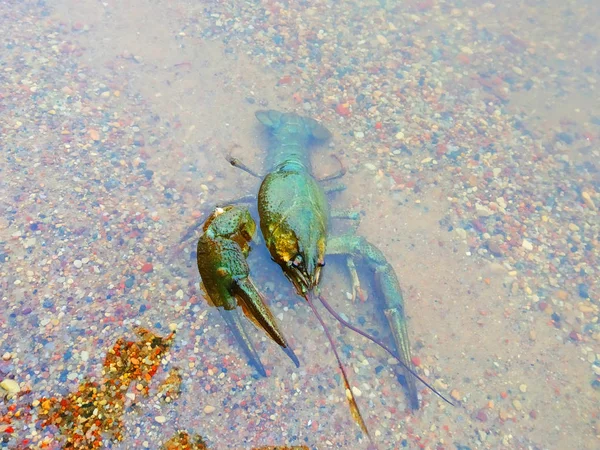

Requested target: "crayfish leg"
[{"left": 327, "top": 234, "right": 420, "bottom": 409}]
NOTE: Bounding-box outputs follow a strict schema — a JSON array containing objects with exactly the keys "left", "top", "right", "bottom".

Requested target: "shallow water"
[{"left": 1, "top": 0, "right": 598, "bottom": 449}]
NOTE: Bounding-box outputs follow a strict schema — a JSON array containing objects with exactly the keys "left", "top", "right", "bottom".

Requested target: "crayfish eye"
[{"left": 292, "top": 255, "right": 303, "bottom": 267}]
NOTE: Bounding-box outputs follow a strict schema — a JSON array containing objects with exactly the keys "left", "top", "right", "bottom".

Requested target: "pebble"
[
  {"left": 376, "top": 35, "right": 388, "bottom": 45},
  {"left": 203, "top": 405, "right": 216, "bottom": 414},
  {"left": 89, "top": 129, "right": 100, "bottom": 141},
  {"left": 73, "top": 259, "right": 83, "bottom": 268},
  {"left": 0, "top": 379, "right": 20, "bottom": 398},
  {"left": 519, "top": 384, "right": 527, "bottom": 393},
  {"left": 522, "top": 239, "right": 534, "bottom": 251},
  {"left": 450, "top": 389, "right": 461, "bottom": 401},
  {"left": 155, "top": 416, "right": 166, "bottom": 424},
  {"left": 581, "top": 191, "right": 596, "bottom": 210},
  {"left": 475, "top": 409, "right": 488, "bottom": 422},
  {"left": 2, "top": 352, "right": 11, "bottom": 361},
  {"left": 512, "top": 399, "right": 523, "bottom": 411}
]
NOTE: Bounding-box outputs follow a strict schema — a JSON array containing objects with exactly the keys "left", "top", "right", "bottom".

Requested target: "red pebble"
[
  {"left": 529, "top": 410, "right": 538, "bottom": 419},
  {"left": 374, "top": 122, "right": 383, "bottom": 130},
  {"left": 335, "top": 103, "right": 351, "bottom": 117},
  {"left": 411, "top": 356, "right": 421, "bottom": 367},
  {"left": 538, "top": 301, "right": 548, "bottom": 311},
  {"left": 141, "top": 263, "right": 153, "bottom": 273},
  {"left": 277, "top": 75, "right": 292, "bottom": 85}
]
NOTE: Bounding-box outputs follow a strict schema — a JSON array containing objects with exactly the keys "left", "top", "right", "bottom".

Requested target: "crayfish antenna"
[
  {"left": 304, "top": 293, "right": 372, "bottom": 441},
  {"left": 317, "top": 293, "right": 455, "bottom": 408}
]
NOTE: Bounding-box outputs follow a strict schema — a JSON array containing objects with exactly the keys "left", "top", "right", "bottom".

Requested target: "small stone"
[
  {"left": 487, "top": 237, "right": 504, "bottom": 256},
  {"left": 80, "top": 351, "right": 89, "bottom": 362},
  {"left": 475, "top": 409, "right": 488, "bottom": 422},
  {"left": 2, "top": 352, "right": 11, "bottom": 361},
  {"left": 73, "top": 259, "right": 83, "bottom": 268},
  {"left": 555, "top": 290, "right": 569, "bottom": 300},
  {"left": 568, "top": 223, "right": 580, "bottom": 232},
  {"left": 529, "top": 330, "right": 537, "bottom": 341},
  {"left": 519, "top": 384, "right": 527, "bottom": 393},
  {"left": 141, "top": 263, "right": 153, "bottom": 273},
  {"left": 433, "top": 379, "right": 448, "bottom": 390},
  {"left": 512, "top": 399, "right": 522, "bottom": 411},
  {"left": 581, "top": 191, "right": 596, "bottom": 210},
  {"left": 364, "top": 163, "right": 377, "bottom": 171},
  {"left": 522, "top": 239, "right": 533, "bottom": 251},
  {"left": 155, "top": 415, "right": 166, "bottom": 424},
  {"left": 450, "top": 389, "right": 461, "bottom": 401},
  {"left": 204, "top": 405, "right": 216, "bottom": 414},
  {"left": 556, "top": 132, "right": 574, "bottom": 144},
  {"left": 0, "top": 379, "right": 20, "bottom": 398},
  {"left": 89, "top": 129, "right": 100, "bottom": 141},
  {"left": 351, "top": 386, "right": 362, "bottom": 397},
  {"left": 376, "top": 35, "right": 388, "bottom": 45}
]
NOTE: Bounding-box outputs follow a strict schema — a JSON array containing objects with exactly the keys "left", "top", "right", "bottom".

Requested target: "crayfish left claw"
[{"left": 196, "top": 205, "right": 299, "bottom": 376}]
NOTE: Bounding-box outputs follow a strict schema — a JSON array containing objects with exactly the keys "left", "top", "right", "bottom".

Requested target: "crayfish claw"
[{"left": 235, "top": 278, "right": 300, "bottom": 368}]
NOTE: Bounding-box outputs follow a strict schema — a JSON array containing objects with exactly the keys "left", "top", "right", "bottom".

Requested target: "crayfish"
[{"left": 186, "top": 110, "right": 452, "bottom": 440}]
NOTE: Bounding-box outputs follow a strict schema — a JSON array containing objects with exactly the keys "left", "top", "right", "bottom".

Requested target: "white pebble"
[
  {"left": 522, "top": 239, "right": 533, "bottom": 251},
  {"left": 73, "top": 260, "right": 83, "bottom": 268}
]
